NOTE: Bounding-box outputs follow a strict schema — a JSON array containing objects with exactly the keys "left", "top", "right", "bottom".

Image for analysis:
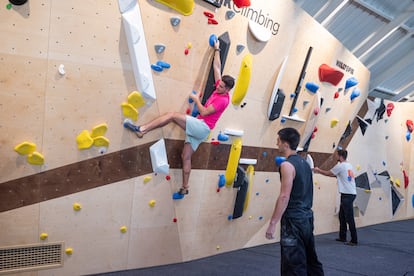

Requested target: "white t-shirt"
[{"left": 330, "top": 162, "right": 357, "bottom": 195}]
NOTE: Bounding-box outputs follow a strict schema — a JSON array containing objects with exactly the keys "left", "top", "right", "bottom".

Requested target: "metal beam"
[{"left": 391, "top": 80, "right": 414, "bottom": 102}]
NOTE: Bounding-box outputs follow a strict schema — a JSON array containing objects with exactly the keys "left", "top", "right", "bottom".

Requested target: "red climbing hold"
[
  {"left": 211, "top": 141, "right": 220, "bottom": 145},
  {"left": 233, "top": 0, "right": 251, "bottom": 8},
  {"left": 386, "top": 103, "right": 394, "bottom": 117},
  {"left": 166, "top": 175, "right": 171, "bottom": 180},
  {"left": 208, "top": 18, "right": 218, "bottom": 25},
  {"left": 406, "top": 120, "right": 413, "bottom": 133},
  {"left": 184, "top": 48, "right": 189, "bottom": 55},
  {"left": 334, "top": 91, "right": 339, "bottom": 99},
  {"left": 204, "top": 11, "right": 214, "bottom": 18}
]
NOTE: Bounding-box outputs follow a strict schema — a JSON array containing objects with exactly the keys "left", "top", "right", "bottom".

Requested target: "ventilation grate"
[{"left": 0, "top": 242, "right": 63, "bottom": 274}]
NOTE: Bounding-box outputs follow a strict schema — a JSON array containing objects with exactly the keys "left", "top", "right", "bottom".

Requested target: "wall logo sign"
[
  {"left": 336, "top": 60, "right": 354, "bottom": 75},
  {"left": 220, "top": 0, "right": 280, "bottom": 36}
]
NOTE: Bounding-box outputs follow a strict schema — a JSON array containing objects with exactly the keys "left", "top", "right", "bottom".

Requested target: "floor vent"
[{"left": 0, "top": 242, "right": 63, "bottom": 274}]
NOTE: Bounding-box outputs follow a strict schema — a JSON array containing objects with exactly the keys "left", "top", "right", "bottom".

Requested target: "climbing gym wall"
[{"left": 0, "top": 0, "right": 412, "bottom": 275}]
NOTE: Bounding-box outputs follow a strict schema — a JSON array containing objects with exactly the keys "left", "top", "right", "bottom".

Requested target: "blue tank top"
[{"left": 282, "top": 154, "right": 314, "bottom": 218}]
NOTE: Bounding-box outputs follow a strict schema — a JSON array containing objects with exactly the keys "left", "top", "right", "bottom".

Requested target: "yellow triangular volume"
[
  {"left": 121, "top": 102, "right": 139, "bottom": 121},
  {"left": 76, "top": 130, "right": 94, "bottom": 149},
  {"left": 128, "top": 91, "right": 146, "bottom": 109},
  {"left": 91, "top": 123, "right": 108, "bottom": 138},
  {"left": 14, "top": 141, "right": 36, "bottom": 155},
  {"left": 93, "top": 136, "right": 110, "bottom": 147},
  {"left": 27, "top": 151, "right": 45, "bottom": 165}
]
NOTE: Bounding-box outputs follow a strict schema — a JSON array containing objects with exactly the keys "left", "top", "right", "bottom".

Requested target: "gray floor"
[{"left": 92, "top": 219, "right": 414, "bottom": 276}]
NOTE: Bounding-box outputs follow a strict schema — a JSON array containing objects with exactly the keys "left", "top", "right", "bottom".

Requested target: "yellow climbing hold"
[
  {"left": 76, "top": 130, "right": 94, "bottom": 149},
  {"left": 395, "top": 178, "right": 401, "bottom": 187},
  {"left": 149, "top": 199, "right": 156, "bottom": 207},
  {"left": 40, "top": 233, "right": 48, "bottom": 240},
  {"left": 356, "top": 165, "right": 361, "bottom": 171},
  {"left": 65, "top": 247, "right": 73, "bottom": 255},
  {"left": 91, "top": 123, "right": 108, "bottom": 138},
  {"left": 27, "top": 152, "right": 45, "bottom": 165},
  {"left": 155, "top": 0, "right": 194, "bottom": 16},
  {"left": 73, "top": 202, "right": 82, "bottom": 211},
  {"left": 14, "top": 141, "right": 36, "bottom": 155},
  {"left": 143, "top": 175, "right": 152, "bottom": 183},
  {"left": 121, "top": 102, "right": 139, "bottom": 121},
  {"left": 127, "top": 91, "right": 146, "bottom": 109},
  {"left": 330, "top": 118, "right": 339, "bottom": 128},
  {"left": 120, "top": 226, "right": 127, "bottom": 233},
  {"left": 93, "top": 136, "right": 110, "bottom": 147}
]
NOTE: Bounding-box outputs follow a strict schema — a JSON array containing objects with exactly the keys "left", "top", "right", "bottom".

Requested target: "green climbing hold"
[{"left": 6, "top": 3, "right": 13, "bottom": 9}]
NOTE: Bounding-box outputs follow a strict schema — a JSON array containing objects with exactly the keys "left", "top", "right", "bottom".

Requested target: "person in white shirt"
[{"left": 314, "top": 149, "right": 358, "bottom": 246}]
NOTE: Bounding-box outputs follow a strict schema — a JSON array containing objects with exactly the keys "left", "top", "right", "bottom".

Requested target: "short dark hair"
[
  {"left": 337, "top": 149, "right": 348, "bottom": 159},
  {"left": 278, "top": 127, "right": 300, "bottom": 150},
  {"left": 222, "top": 75, "right": 235, "bottom": 89}
]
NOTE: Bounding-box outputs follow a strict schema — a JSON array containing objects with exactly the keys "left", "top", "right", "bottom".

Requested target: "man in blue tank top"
[{"left": 266, "top": 127, "right": 324, "bottom": 275}]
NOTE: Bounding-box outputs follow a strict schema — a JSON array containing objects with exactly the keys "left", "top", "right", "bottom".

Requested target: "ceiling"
[{"left": 292, "top": 0, "right": 414, "bottom": 102}]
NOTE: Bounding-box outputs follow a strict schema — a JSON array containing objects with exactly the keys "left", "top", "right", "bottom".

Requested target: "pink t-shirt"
[{"left": 198, "top": 82, "right": 230, "bottom": 129}]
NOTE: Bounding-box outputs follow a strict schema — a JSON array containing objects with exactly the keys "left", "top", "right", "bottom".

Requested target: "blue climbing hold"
[
  {"left": 350, "top": 88, "right": 360, "bottom": 101},
  {"left": 218, "top": 174, "right": 226, "bottom": 188},
  {"left": 227, "top": 214, "right": 233, "bottom": 220},
  {"left": 172, "top": 192, "right": 186, "bottom": 200},
  {"left": 406, "top": 131, "right": 411, "bottom": 141},
  {"left": 345, "top": 77, "right": 358, "bottom": 90},
  {"left": 156, "top": 60, "right": 171, "bottom": 69},
  {"left": 275, "top": 156, "right": 286, "bottom": 166},
  {"left": 305, "top": 82, "right": 319, "bottom": 93},
  {"left": 218, "top": 132, "right": 229, "bottom": 141},
  {"left": 209, "top": 34, "right": 218, "bottom": 47},
  {"left": 151, "top": 64, "right": 163, "bottom": 72},
  {"left": 188, "top": 90, "right": 196, "bottom": 103}
]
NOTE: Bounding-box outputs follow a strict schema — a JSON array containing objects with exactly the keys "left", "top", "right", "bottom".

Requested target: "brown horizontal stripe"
[{"left": 0, "top": 139, "right": 330, "bottom": 213}]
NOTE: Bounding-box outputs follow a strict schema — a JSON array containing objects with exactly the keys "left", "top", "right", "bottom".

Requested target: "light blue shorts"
[{"left": 185, "top": 115, "right": 210, "bottom": 151}]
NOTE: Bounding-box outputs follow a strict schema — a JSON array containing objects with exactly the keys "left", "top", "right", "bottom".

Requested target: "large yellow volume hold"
[
  {"left": 231, "top": 54, "right": 252, "bottom": 106},
  {"left": 155, "top": 0, "right": 194, "bottom": 16},
  {"left": 91, "top": 123, "right": 108, "bottom": 138},
  {"left": 121, "top": 102, "right": 139, "bottom": 121},
  {"left": 224, "top": 137, "right": 243, "bottom": 186},
  {"left": 76, "top": 130, "right": 94, "bottom": 150}
]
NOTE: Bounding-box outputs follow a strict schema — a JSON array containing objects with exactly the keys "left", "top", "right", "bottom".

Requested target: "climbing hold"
[
  {"left": 330, "top": 118, "right": 339, "bottom": 128},
  {"left": 334, "top": 91, "right": 339, "bottom": 99},
  {"left": 166, "top": 175, "right": 171, "bottom": 180},
  {"left": 406, "top": 131, "right": 411, "bottom": 141},
  {"left": 227, "top": 214, "right": 233, "bottom": 220},
  {"left": 209, "top": 34, "right": 217, "bottom": 46},
  {"left": 65, "top": 248, "right": 73, "bottom": 255},
  {"left": 290, "top": 93, "right": 295, "bottom": 98},
  {"left": 218, "top": 174, "right": 226, "bottom": 188},
  {"left": 303, "top": 100, "right": 310, "bottom": 107},
  {"left": 208, "top": 18, "right": 218, "bottom": 25},
  {"left": 76, "top": 130, "right": 94, "bottom": 150},
  {"left": 275, "top": 156, "right": 286, "bottom": 166},
  {"left": 6, "top": 3, "right": 12, "bottom": 9},
  {"left": 154, "top": 44, "right": 166, "bottom": 54},
  {"left": 120, "top": 226, "right": 127, "bottom": 233},
  {"left": 127, "top": 91, "right": 146, "bottom": 109},
  {"left": 173, "top": 217, "right": 177, "bottom": 223},
  {"left": 91, "top": 123, "right": 108, "bottom": 138},
  {"left": 121, "top": 102, "right": 139, "bottom": 121},
  {"left": 184, "top": 48, "right": 189, "bottom": 55},
  {"left": 170, "top": 16, "right": 181, "bottom": 27},
  {"left": 236, "top": 44, "right": 245, "bottom": 54},
  {"left": 14, "top": 141, "right": 36, "bottom": 155},
  {"left": 314, "top": 107, "right": 320, "bottom": 115},
  {"left": 217, "top": 132, "right": 229, "bottom": 141},
  {"left": 58, "top": 64, "right": 65, "bottom": 75},
  {"left": 231, "top": 54, "right": 253, "bottom": 106},
  {"left": 345, "top": 77, "right": 358, "bottom": 90},
  {"left": 27, "top": 152, "right": 45, "bottom": 165},
  {"left": 395, "top": 178, "right": 401, "bottom": 187},
  {"left": 216, "top": 245, "right": 221, "bottom": 250},
  {"left": 258, "top": 216, "right": 263, "bottom": 220},
  {"left": 281, "top": 117, "right": 286, "bottom": 123},
  {"left": 148, "top": 200, "right": 156, "bottom": 207},
  {"left": 403, "top": 170, "right": 409, "bottom": 189},
  {"left": 325, "top": 107, "right": 331, "bottom": 113},
  {"left": 93, "top": 136, "right": 109, "bottom": 148},
  {"left": 98, "top": 147, "right": 107, "bottom": 154},
  {"left": 406, "top": 120, "right": 414, "bottom": 133},
  {"left": 211, "top": 140, "right": 220, "bottom": 145},
  {"left": 172, "top": 192, "right": 185, "bottom": 200},
  {"left": 382, "top": 161, "right": 386, "bottom": 166},
  {"left": 151, "top": 64, "right": 163, "bottom": 72},
  {"left": 256, "top": 192, "right": 259, "bottom": 196},
  {"left": 203, "top": 11, "right": 214, "bottom": 18},
  {"left": 262, "top": 151, "right": 267, "bottom": 157},
  {"left": 305, "top": 82, "right": 319, "bottom": 93},
  {"left": 233, "top": 0, "right": 251, "bottom": 8},
  {"left": 318, "top": 64, "right": 344, "bottom": 86},
  {"left": 188, "top": 90, "right": 197, "bottom": 103},
  {"left": 292, "top": 107, "right": 298, "bottom": 113},
  {"left": 143, "top": 175, "right": 152, "bottom": 183},
  {"left": 40, "top": 233, "right": 48, "bottom": 240},
  {"left": 156, "top": 0, "right": 194, "bottom": 15},
  {"left": 356, "top": 165, "right": 361, "bottom": 171},
  {"left": 350, "top": 88, "right": 360, "bottom": 101},
  {"left": 386, "top": 103, "right": 394, "bottom": 117},
  {"left": 156, "top": 60, "right": 171, "bottom": 69},
  {"left": 73, "top": 202, "right": 82, "bottom": 211},
  {"left": 226, "top": 10, "right": 235, "bottom": 19}
]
